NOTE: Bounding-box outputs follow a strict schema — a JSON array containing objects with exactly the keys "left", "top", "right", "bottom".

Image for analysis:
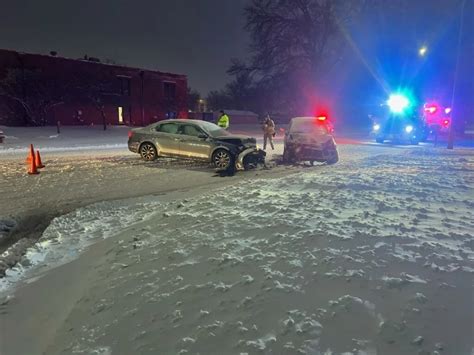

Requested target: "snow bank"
[{"left": 0, "top": 199, "right": 161, "bottom": 292}]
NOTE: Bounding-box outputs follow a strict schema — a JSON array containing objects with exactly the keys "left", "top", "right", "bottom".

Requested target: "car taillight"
[{"left": 128, "top": 130, "right": 133, "bottom": 138}]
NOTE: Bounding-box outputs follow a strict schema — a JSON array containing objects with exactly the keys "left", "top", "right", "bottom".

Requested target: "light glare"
[{"left": 388, "top": 94, "right": 410, "bottom": 113}]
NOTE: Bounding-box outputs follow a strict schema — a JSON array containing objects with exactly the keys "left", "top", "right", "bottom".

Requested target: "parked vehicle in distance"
[
  {"left": 371, "top": 114, "right": 427, "bottom": 145},
  {"left": 128, "top": 119, "right": 265, "bottom": 171},
  {"left": 422, "top": 102, "right": 452, "bottom": 140},
  {"left": 283, "top": 117, "right": 339, "bottom": 165}
]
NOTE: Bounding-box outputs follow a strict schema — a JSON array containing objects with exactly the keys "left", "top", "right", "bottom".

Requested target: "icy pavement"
[{"left": 2, "top": 145, "right": 474, "bottom": 355}]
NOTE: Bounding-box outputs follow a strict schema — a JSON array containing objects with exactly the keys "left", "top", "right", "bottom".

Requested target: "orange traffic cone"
[
  {"left": 27, "top": 144, "right": 39, "bottom": 175},
  {"left": 27, "top": 155, "right": 39, "bottom": 175},
  {"left": 36, "top": 150, "right": 45, "bottom": 169},
  {"left": 26, "top": 144, "right": 35, "bottom": 164}
]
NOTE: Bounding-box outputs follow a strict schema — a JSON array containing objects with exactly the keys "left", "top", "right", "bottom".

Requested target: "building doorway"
[
  {"left": 118, "top": 106, "right": 124, "bottom": 124},
  {"left": 118, "top": 106, "right": 131, "bottom": 125}
]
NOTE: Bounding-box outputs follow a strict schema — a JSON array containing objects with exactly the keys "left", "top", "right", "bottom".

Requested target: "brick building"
[{"left": 0, "top": 49, "right": 188, "bottom": 126}]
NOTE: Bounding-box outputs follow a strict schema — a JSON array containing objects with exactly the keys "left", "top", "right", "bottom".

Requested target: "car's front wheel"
[
  {"left": 139, "top": 142, "right": 157, "bottom": 161},
  {"left": 212, "top": 149, "right": 233, "bottom": 170}
]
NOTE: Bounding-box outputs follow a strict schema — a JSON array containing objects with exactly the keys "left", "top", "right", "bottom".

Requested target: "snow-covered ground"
[
  {"left": 0, "top": 125, "right": 130, "bottom": 156},
  {"left": 1, "top": 142, "right": 473, "bottom": 355}
]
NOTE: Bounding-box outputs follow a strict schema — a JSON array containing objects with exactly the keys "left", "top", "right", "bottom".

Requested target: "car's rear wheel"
[
  {"left": 212, "top": 149, "right": 233, "bottom": 170},
  {"left": 139, "top": 142, "right": 157, "bottom": 161}
]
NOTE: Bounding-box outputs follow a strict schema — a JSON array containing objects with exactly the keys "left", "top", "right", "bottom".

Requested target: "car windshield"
[
  {"left": 290, "top": 120, "right": 328, "bottom": 134},
  {"left": 198, "top": 121, "right": 230, "bottom": 137}
]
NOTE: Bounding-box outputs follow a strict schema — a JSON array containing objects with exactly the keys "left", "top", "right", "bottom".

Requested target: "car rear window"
[{"left": 290, "top": 120, "right": 328, "bottom": 134}]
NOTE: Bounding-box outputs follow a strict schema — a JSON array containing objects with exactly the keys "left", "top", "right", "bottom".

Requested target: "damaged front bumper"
[
  {"left": 236, "top": 148, "right": 266, "bottom": 170},
  {"left": 290, "top": 144, "right": 337, "bottom": 162}
]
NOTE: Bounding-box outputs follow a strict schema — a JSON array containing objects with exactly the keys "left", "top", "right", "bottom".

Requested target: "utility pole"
[{"left": 447, "top": 0, "right": 466, "bottom": 149}]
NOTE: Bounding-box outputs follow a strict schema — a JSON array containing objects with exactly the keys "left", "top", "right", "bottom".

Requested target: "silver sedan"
[{"left": 128, "top": 119, "right": 265, "bottom": 170}]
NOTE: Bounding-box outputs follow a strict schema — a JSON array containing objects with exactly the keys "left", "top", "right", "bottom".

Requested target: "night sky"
[
  {"left": 0, "top": 0, "right": 249, "bottom": 95},
  {"left": 1, "top": 0, "right": 472, "bottom": 111}
]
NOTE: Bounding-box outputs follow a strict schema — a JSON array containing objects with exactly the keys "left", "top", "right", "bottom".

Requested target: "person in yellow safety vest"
[{"left": 217, "top": 110, "right": 230, "bottom": 129}]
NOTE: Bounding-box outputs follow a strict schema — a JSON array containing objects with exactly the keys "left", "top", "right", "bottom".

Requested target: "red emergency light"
[
  {"left": 316, "top": 115, "right": 327, "bottom": 121},
  {"left": 442, "top": 119, "right": 450, "bottom": 127}
]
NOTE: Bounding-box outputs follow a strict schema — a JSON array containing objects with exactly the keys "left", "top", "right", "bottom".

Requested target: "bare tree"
[
  {"left": 225, "top": 73, "right": 259, "bottom": 111},
  {"left": 229, "top": 0, "right": 366, "bottom": 113},
  {"left": 187, "top": 87, "right": 201, "bottom": 111},
  {"left": 206, "top": 90, "right": 232, "bottom": 111},
  {"left": 0, "top": 68, "right": 67, "bottom": 125},
  {"left": 72, "top": 74, "right": 120, "bottom": 130}
]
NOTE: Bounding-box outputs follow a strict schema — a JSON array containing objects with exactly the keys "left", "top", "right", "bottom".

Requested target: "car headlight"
[
  {"left": 405, "top": 125, "right": 414, "bottom": 133},
  {"left": 373, "top": 124, "right": 380, "bottom": 131}
]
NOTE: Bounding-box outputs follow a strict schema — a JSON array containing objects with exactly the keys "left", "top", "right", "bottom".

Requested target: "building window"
[
  {"left": 117, "top": 76, "right": 131, "bottom": 96},
  {"left": 163, "top": 81, "right": 176, "bottom": 101}
]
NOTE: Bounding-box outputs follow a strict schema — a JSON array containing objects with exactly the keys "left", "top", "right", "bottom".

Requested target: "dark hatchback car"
[
  {"left": 128, "top": 119, "right": 265, "bottom": 170},
  {"left": 283, "top": 117, "right": 339, "bottom": 165}
]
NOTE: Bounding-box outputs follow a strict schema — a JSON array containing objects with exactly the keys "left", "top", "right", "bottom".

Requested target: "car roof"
[
  {"left": 290, "top": 117, "right": 319, "bottom": 122},
  {"left": 157, "top": 119, "right": 209, "bottom": 126}
]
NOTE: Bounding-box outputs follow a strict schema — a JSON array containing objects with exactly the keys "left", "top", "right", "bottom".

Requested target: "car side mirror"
[{"left": 198, "top": 133, "right": 208, "bottom": 139}]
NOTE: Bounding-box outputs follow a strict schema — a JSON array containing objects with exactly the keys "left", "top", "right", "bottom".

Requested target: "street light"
[{"left": 418, "top": 46, "right": 428, "bottom": 57}]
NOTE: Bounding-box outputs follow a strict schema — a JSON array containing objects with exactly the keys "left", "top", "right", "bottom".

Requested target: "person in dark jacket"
[{"left": 262, "top": 115, "right": 275, "bottom": 150}]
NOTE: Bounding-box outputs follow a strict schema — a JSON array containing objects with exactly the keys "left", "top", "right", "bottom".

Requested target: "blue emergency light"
[{"left": 387, "top": 94, "right": 410, "bottom": 114}]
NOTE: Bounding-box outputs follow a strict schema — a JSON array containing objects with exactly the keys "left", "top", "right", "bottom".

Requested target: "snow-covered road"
[{"left": 1, "top": 144, "right": 473, "bottom": 355}]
